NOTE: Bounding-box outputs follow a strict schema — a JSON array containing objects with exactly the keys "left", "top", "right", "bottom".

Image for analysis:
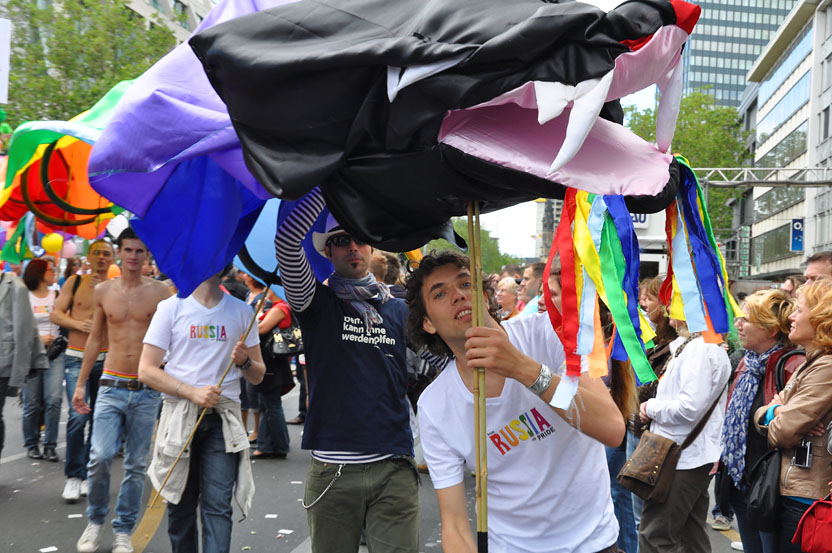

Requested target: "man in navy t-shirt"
[{"left": 275, "top": 187, "right": 418, "bottom": 553}]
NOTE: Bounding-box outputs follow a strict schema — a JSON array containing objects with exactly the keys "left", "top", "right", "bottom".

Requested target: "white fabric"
[
  {"left": 29, "top": 291, "right": 58, "bottom": 337},
  {"left": 417, "top": 314, "right": 618, "bottom": 553},
  {"left": 645, "top": 335, "right": 731, "bottom": 470},
  {"left": 148, "top": 396, "right": 254, "bottom": 516},
  {"left": 143, "top": 294, "right": 260, "bottom": 401}
]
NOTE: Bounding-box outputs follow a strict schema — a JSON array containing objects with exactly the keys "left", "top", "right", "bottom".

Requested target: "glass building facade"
[{"left": 683, "top": 0, "right": 798, "bottom": 107}]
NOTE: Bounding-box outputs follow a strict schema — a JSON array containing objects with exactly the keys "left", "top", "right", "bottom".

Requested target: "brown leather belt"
[{"left": 99, "top": 378, "right": 144, "bottom": 391}]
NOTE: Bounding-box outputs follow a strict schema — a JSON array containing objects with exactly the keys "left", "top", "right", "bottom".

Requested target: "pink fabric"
[{"left": 440, "top": 100, "right": 673, "bottom": 197}]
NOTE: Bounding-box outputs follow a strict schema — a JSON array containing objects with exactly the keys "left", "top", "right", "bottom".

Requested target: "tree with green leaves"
[
  {"left": 625, "top": 89, "right": 751, "bottom": 239},
  {"left": 424, "top": 218, "right": 524, "bottom": 274},
  {"left": 1, "top": 0, "right": 176, "bottom": 126}
]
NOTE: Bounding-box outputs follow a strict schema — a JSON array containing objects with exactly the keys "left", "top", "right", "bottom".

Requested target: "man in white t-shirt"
[
  {"left": 404, "top": 251, "right": 624, "bottom": 553},
  {"left": 138, "top": 266, "right": 265, "bottom": 553}
]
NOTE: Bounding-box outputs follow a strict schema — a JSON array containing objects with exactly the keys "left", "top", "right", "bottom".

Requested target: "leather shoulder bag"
[{"left": 618, "top": 335, "right": 727, "bottom": 503}]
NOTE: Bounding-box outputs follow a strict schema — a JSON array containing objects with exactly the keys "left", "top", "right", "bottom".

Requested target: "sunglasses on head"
[{"left": 326, "top": 234, "right": 367, "bottom": 248}]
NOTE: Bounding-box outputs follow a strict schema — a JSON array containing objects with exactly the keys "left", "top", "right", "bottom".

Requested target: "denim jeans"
[
  {"left": 728, "top": 481, "right": 776, "bottom": 553},
  {"left": 168, "top": 414, "right": 238, "bottom": 553},
  {"left": 0, "top": 377, "right": 8, "bottom": 458},
  {"left": 777, "top": 498, "right": 811, "bottom": 553},
  {"left": 86, "top": 384, "right": 160, "bottom": 533},
  {"left": 607, "top": 442, "right": 638, "bottom": 553},
  {"left": 64, "top": 356, "right": 103, "bottom": 479},
  {"left": 22, "top": 353, "right": 64, "bottom": 449},
  {"left": 627, "top": 430, "right": 644, "bottom": 529},
  {"left": 257, "top": 388, "right": 289, "bottom": 455}
]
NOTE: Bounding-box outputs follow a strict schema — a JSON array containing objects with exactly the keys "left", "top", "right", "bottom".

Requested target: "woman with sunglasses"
[{"left": 21, "top": 258, "right": 64, "bottom": 461}]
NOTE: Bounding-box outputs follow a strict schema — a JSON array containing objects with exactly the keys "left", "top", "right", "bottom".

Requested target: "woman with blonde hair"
[
  {"left": 721, "top": 290, "right": 803, "bottom": 553},
  {"left": 495, "top": 277, "right": 520, "bottom": 320},
  {"left": 754, "top": 278, "right": 832, "bottom": 553}
]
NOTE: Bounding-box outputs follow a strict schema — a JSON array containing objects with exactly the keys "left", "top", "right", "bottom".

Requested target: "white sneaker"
[
  {"left": 112, "top": 533, "right": 134, "bottom": 553},
  {"left": 76, "top": 522, "right": 103, "bottom": 553},
  {"left": 63, "top": 477, "right": 82, "bottom": 503},
  {"left": 731, "top": 542, "right": 744, "bottom": 551},
  {"left": 80, "top": 479, "right": 88, "bottom": 497}
]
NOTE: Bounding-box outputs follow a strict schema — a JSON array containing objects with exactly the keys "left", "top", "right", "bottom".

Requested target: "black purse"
[
  {"left": 47, "top": 276, "right": 82, "bottom": 360},
  {"left": 267, "top": 319, "right": 304, "bottom": 357},
  {"left": 746, "top": 448, "right": 782, "bottom": 530},
  {"left": 47, "top": 329, "right": 69, "bottom": 361}
]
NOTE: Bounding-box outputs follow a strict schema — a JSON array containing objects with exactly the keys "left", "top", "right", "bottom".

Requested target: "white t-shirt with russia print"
[
  {"left": 143, "top": 293, "right": 260, "bottom": 401},
  {"left": 417, "top": 313, "right": 618, "bottom": 553}
]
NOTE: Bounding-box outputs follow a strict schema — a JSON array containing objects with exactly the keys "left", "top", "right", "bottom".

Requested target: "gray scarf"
[{"left": 327, "top": 272, "right": 392, "bottom": 330}]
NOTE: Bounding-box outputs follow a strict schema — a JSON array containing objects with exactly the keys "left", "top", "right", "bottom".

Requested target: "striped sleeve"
[{"left": 275, "top": 187, "right": 325, "bottom": 312}]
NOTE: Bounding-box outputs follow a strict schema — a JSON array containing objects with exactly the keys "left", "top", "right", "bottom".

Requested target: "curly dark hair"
[{"left": 405, "top": 250, "right": 500, "bottom": 357}]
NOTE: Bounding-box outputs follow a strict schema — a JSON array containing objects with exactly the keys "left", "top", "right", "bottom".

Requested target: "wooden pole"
[{"left": 467, "top": 201, "right": 488, "bottom": 552}]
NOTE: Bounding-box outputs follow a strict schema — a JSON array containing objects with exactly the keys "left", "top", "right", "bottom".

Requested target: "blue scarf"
[
  {"left": 721, "top": 343, "right": 782, "bottom": 486},
  {"left": 327, "top": 272, "right": 392, "bottom": 330}
]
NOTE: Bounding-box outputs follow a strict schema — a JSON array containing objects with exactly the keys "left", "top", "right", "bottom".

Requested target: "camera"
[{"left": 792, "top": 439, "right": 813, "bottom": 468}]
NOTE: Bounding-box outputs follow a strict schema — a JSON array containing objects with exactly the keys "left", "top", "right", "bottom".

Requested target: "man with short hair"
[
  {"left": 275, "top": 188, "right": 418, "bottom": 553},
  {"left": 499, "top": 263, "right": 522, "bottom": 282},
  {"left": 804, "top": 251, "right": 832, "bottom": 283},
  {"left": 405, "top": 251, "right": 623, "bottom": 553},
  {"left": 517, "top": 261, "right": 545, "bottom": 317},
  {"left": 51, "top": 239, "right": 115, "bottom": 502},
  {"left": 71, "top": 228, "right": 172, "bottom": 553}
]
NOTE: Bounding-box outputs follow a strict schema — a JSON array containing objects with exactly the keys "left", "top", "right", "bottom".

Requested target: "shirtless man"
[
  {"left": 51, "top": 239, "right": 115, "bottom": 503},
  {"left": 71, "top": 228, "right": 171, "bottom": 553}
]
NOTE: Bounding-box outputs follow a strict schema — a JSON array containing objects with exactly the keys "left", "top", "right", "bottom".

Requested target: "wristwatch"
[
  {"left": 237, "top": 357, "right": 252, "bottom": 371},
  {"left": 527, "top": 363, "right": 552, "bottom": 396}
]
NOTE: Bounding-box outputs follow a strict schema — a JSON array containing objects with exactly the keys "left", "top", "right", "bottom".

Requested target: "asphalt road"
[{"left": 0, "top": 385, "right": 737, "bottom": 553}]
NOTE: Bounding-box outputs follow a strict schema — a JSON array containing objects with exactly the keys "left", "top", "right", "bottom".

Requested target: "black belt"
[{"left": 99, "top": 378, "right": 144, "bottom": 391}]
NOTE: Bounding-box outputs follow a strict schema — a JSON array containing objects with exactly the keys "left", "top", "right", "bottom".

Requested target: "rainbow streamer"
[{"left": 543, "top": 156, "right": 741, "bottom": 405}]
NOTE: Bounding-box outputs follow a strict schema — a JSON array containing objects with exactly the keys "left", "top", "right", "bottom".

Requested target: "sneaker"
[
  {"left": 112, "top": 533, "right": 134, "bottom": 553},
  {"left": 63, "top": 477, "right": 82, "bottom": 503},
  {"left": 711, "top": 514, "right": 732, "bottom": 531},
  {"left": 76, "top": 522, "right": 103, "bottom": 553},
  {"left": 731, "top": 542, "right": 744, "bottom": 551},
  {"left": 80, "top": 480, "right": 88, "bottom": 497}
]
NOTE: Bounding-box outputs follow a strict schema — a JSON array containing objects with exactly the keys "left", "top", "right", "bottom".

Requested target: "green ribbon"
[{"left": 599, "top": 216, "right": 656, "bottom": 383}]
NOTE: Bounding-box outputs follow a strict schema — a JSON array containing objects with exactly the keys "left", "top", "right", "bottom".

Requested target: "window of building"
[
  {"left": 757, "top": 121, "right": 808, "bottom": 167},
  {"left": 759, "top": 28, "right": 814, "bottom": 108},
  {"left": 756, "top": 72, "right": 810, "bottom": 144},
  {"left": 753, "top": 187, "right": 806, "bottom": 223},
  {"left": 750, "top": 224, "right": 794, "bottom": 265},
  {"left": 823, "top": 107, "right": 831, "bottom": 141}
]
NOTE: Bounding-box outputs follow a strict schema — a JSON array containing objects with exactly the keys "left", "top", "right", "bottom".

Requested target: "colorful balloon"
[
  {"left": 41, "top": 232, "right": 63, "bottom": 253},
  {"left": 61, "top": 240, "right": 77, "bottom": 258}
]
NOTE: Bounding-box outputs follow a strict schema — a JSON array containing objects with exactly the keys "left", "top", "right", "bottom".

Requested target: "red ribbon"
[{"left": 543, "top": 189, "right": 582, "bottom": 377}]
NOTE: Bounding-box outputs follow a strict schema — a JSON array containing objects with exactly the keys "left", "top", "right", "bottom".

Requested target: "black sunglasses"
[{"left": 326, "top": 234, "right": 367, "bottom": 248}]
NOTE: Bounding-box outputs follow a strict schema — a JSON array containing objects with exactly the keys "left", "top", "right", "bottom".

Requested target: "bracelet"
[
  {"left": 175, "top": 382, "right": 184, "bottom": 397},
  {"left": 527, "top": 364, "right": 552, "bottom": 396},
  {"left": 237, "top": 357, "right": 252, "bottom": 371}
]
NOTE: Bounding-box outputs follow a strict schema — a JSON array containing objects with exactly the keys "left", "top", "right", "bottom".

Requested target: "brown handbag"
[{"left": 617, "top": 336, "right": 726, "bottom": 503}]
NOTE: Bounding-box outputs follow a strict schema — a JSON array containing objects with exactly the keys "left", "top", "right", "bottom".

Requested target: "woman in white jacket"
[{"left": 637, "top": 318, "right": 731, "bottom": 553}]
